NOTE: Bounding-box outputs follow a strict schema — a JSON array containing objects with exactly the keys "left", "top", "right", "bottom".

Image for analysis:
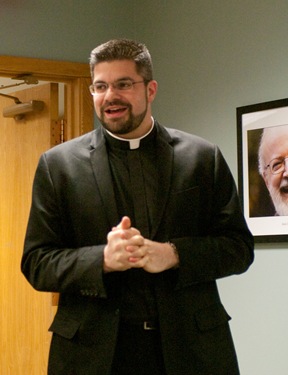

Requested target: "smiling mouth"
[
  {"left": 280, "top": 185, "right": 288, "bottom": 194},
  {"left": 105, "top": 107, "right": 127, "bottom": 115}
]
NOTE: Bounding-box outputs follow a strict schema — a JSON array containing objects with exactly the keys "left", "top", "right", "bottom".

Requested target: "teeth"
[{"left": 107, "top": 107, "right": 125, "bottom": 114}]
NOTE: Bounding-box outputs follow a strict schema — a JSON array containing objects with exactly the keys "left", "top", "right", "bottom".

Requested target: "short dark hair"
[{"left": 89, "top": 39, "right": 153, "bottom": 81}]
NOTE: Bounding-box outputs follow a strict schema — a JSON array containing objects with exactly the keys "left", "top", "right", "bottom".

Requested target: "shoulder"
[
  {"left": 156, "top": 122, "right": 217, "bottom": 154},
  {"left": 42, "top": 128, "right": 102, "bottom": 159}
]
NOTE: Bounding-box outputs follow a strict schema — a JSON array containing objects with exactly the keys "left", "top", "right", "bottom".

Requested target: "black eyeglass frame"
[{"left": 89, "top": 79, "right": 147, "bottom": 95}]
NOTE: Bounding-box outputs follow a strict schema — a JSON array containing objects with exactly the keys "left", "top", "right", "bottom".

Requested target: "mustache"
[
  {"left": 102, "top": 100, "right": 131, "bottom": 109},
  {"left": 280, "top": 179, "right": 288, "bottom": 189}
]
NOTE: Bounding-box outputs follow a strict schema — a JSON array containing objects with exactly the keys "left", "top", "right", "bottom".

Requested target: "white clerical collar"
[{"left": 105, "top": 117, "right": 155, "bottom": 150}]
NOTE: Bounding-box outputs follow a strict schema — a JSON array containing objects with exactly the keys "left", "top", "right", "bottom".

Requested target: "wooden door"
[{"left": 0, "top": 83, "right": 60, "bottom": 374}]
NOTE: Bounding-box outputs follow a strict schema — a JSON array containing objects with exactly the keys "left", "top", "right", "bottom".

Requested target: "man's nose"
[
  {"left": 104, "top": 84, "right": 121, "bottom": 99},
  {"left": 283, "top": 158, "right": 288, "bottom": 176}
]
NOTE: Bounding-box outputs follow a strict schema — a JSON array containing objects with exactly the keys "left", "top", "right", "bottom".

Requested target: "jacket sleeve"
[
  {"left": 171, "top": 145, "right": 254, "bottom": 288},
  {"left": 21, "top": 153, "right": 108, "bottom": 298}
]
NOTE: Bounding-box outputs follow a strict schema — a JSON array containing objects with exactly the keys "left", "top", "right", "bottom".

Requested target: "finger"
[
  {"left": 128, "top": 256, "right": 148, "bottom": 268},
  {"left": 126, "top": 235, "right": 145, "bottom": 248},
  {"left": 126, "top": 245, "right": 140, "bottom": 253},
  {"left": 128, "top": 256, "right": 142, "bottom": 263},
  {"left": 118, "top": 216, "right": 131, "bottom": 230}
]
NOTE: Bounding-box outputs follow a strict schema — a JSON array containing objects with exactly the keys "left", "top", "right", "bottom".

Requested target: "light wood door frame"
[
  {"left": 0, "top": 83, "right": 64, "bottom": 375},
  {"left": 0, "top": 55, "right": 94, "bottom": 139},
  {"left": 0, "top": 57, "right": 93, "bottom": 374}
]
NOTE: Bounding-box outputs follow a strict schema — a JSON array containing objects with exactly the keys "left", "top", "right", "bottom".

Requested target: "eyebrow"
[{"left": 93, "top": 76, "right": 135, "bottom": 84}]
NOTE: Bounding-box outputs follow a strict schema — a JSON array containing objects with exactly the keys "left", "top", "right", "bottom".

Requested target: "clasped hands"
[{"left": 103, "top": 216, "right": 179, "bottom": 273}]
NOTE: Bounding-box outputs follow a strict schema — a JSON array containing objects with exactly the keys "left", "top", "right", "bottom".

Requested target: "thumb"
[{"left": 117, "top": 216, "right": 131, "bottom": 230}]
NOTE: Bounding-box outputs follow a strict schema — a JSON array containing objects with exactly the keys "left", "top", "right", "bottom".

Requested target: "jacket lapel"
[
  {"left": 151, "top": 124, "right": 174, "bottom": 238},
  {"left": 89, "top": 128, "right": 119, "bottom": 228}
]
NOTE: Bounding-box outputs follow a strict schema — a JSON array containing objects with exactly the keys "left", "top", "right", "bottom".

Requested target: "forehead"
[
  {"left": 92, "top": 60, "right": 139, "bottom": 82},
  {"left": 262, "top": 125, "right": 288, "bottom": 160}
]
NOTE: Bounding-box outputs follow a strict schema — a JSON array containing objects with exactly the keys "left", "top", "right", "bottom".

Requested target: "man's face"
[
  {"left": 92, "top": 60, "right": 157, "bottom": 139},
  {"left": 262, "top": 127, "right": 288, "bottom": 215}
]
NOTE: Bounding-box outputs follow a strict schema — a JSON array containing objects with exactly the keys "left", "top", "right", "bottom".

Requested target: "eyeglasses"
[
  {"left": 89, "top": 79, "right": 146, "bottom": 95},
  {"left": 265, "top": 156, "right": 288, "bottom": 175}
]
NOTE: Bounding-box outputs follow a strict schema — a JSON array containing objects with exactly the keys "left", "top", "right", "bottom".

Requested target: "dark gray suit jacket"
[{"left": 21, "top": 122, "right": 254, "bottom": 375}]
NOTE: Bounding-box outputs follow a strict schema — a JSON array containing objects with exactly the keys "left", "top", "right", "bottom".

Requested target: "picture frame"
[{"left": 237, "top": 98, "right": 288, "bottom": 243}]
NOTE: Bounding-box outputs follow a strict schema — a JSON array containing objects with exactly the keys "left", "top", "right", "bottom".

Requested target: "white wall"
[
  {"left": 1, "top": 1, "right": 288, "bottom": 373},
  {"left": 218, "top": 247, "right": 288, "bottom": 375}
]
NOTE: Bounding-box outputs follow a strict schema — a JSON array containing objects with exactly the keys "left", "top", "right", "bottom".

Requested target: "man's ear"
[{"left": 147, "top": 80, "right": 158, "bottom": 103}]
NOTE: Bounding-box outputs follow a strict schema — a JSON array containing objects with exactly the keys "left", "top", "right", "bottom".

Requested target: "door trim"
[{"left": 0, "top": 55, "right": 94, "bottom": 138}]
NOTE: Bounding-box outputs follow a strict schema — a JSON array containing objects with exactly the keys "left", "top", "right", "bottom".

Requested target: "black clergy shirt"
[{"left": 103, "top": 125, "right": 160, "bottom": 323}]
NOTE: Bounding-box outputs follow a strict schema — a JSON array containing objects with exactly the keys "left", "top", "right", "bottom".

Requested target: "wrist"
[{"left": 167, "top": 241, "right": 179, "bottom": 268}]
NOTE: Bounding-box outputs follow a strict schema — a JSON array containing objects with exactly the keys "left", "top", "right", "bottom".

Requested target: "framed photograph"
[{"left": 237, "top": 98, "right": 288, "bottom": 242}]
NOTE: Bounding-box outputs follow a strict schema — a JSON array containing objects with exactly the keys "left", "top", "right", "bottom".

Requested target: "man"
[
  {"left": 21, "top": 39, "right": 254, "bottom": 375},
  {"left": 258, "top": 124, "right": 288, "bottom": 216}
]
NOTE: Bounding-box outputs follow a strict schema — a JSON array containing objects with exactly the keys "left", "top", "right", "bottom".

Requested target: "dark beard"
[{"left": 97, "top": 101, "right": 148, "bottom": 136}]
